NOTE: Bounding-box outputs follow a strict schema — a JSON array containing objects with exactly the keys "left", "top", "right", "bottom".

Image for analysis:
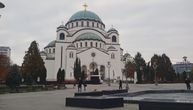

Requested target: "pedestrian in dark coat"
[
  {"left": 119, "top": 80, "right": 122, "bottom": 90},
  {"left": 83, "top": 81, "right": 87, "bottom": 91},
  {"left": 185, "top": 78, "right": 191, "bottom": 90},
  {"left": 78, "top": 80, "right": 82, "bottom": 92}
]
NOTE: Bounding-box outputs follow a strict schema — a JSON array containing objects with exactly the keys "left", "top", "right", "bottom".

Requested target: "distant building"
[
  {"left": 0, "top": 46, "right": 11, "bottom": 58},
  {"left": 173, "top": 62, "right": 193, "bottom": 74}
]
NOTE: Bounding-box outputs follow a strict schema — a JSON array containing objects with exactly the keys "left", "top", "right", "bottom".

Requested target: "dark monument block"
[
  {"left": 90, "top": 76, "right": 100, "bottom": 84},
  {"left": 66, "top": 97, "right": 123, "bottom": 109},
  {"left": 74, "top": 89, "right": 128, "bottom": 97},
  {"left": 139, "top": 99, "right": 193, "bottom": 110},
  {"left": 103, "top": 89, "right": 128, "bottom": 95},
  {"left": 74, "top": 91, "right": 103, "bottom": 97}
]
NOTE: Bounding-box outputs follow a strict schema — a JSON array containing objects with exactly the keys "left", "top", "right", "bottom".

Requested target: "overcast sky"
[{"left": 0, "top": 0, "right": 193, "bottom": 65}]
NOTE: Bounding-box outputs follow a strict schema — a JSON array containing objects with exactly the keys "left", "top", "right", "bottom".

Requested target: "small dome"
[
  {"left": 45, "top": 40, "right": 56, "bottom": 48},
  {"left": 67, "top": 43, "right": 76, "bottom": 50},
  {"left": 68, "top": 43, "right": 75, "bottom": 47},
  {"left": 108, "top": 46, "right": 116, "bottom": 50},
  {"left": 57, "top": 24, "right": 67, "bottom": 30},
  {"left": 68, "top": 10, "right": 102, "bottom": 23},
  {"left": 107, "top": 28, "right": 118, "bottom": 33},
  {"left": 75, "top": 32, "right": 103, "bottom": 42},
  {"left": 40, "top": 51, "right": 47, "bottom": 56}
]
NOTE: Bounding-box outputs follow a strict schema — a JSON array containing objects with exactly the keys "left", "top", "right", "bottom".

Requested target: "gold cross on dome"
[{"left": 83, "top": 3, "right": 88, "bottom": 11}]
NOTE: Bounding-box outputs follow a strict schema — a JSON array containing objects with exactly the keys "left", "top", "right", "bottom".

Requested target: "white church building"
[{"left": 41, "top": 7, "right": 125, "bottom": 82}]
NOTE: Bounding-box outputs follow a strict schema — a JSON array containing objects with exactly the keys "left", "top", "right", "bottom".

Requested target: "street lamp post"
[
  {"left": 107, "top": 61, "right": 111, "bottom": 86},
  {"left": 153, "top": 62, "right": 158, "bottom": 86},
  {"left": 183, "top": 56, "right": 189, "bottom": 78},
  {"left": 91, "top": 52, "right": 96, "bottom": 73}
]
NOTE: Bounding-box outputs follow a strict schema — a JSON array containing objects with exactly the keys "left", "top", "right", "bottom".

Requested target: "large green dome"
[
  {"left": 69, "top": 10, "right": 102, "bottom": 22},
  {"left": 75, "top": 32, "right": 103, "bottom": 42}
]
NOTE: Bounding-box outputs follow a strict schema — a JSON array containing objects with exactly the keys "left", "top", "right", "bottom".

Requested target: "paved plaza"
[{"left": 0, "top": 83, "right": 190, "bottom": 110}]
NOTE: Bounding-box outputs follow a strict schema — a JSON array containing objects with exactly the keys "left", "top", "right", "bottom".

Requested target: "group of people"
[{"left": 73, "top": 78, "right": 191, "bottom": 92}]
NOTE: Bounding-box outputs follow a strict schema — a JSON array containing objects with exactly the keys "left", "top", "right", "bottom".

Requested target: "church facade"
[{"left": 41, "top": 8, "right": 125, "bottom": 81}]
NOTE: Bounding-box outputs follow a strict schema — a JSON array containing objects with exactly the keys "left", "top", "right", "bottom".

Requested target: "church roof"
[
  {"left": 68, "top": 10, "right": 102, "bottom": 23},
  {"left": 67, "top": 43, "right": 76, "bottom": 50},
  {"left": 75, "top": 32, "right": 103, "bottom": 42},
  {"left": 107, "top": 46, "right": 116, "bottom": 50},
  {"left": 40, "top": 51, "right": 47, "bottom": 56},
  {"left": 45, "top": 40, "right": 55, "bottom": 48},
  {"left": 107, "top": 27, "right": 118, "bottom": 33},
  {"left": 57, "top": 24, "right": 68, "bottom": 30}
]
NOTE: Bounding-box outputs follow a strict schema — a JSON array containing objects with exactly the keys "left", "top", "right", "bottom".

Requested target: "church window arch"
[
  {"left": 49, "top": 48, "right": 51, "bottom": 53},
  {"left": 76, "top": 22, "right": 78, "bottom": 27},
  {"left": 87, "top": 21, "right": 89, "bottom": 27},
  {"left": 96, "top": 42, "right": 98, "bottom": 47},
  {"left": 59, "top": 33, "right": 65, "bottom": 40},
  {"left": 90, "top": 42, "right": 93, "bottom": 47},
  {"left": 92, "top": 22, "right": 94, "bottom": 27},
  {"left": 100, "top": 43, "right": 102, "bottom": 48},
  {"left": 53, "top": 48, "right": 55, "bottom": 53},
  {"left": 69, "top": 52, "right": 74, "bottom": 58},
  {"left": 72, "top": 23, "right": 74, "bottom": 28},
  {"left": 81, "top": 21, "right": 84, "bottom": 27},
  {"left": 85, "top": 42, "right": 87, "bottom": 47},
  {"left": 112, "top": 36, "right": 117, "bottom": 42},
  {"left": 111, "top": 53, "right": 115, "bottom": 59},
  {"left": 80, "top": 42, "right": 82, "bottom": 47},
  {"left": 97, "top": 23, "right": 99, "bottom": 28}
]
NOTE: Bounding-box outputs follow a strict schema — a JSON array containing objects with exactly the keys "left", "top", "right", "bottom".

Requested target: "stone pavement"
[{"left": 0, "top": 83, "right": 189, "bottom": 110}]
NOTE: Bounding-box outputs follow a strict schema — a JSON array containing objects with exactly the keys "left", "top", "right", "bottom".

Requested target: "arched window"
[
  {"left": 59, "top": 33, "right": 65, "bottom": 40},
  {"left": 100, "top": 43, "right": 102, "bottom": 48},
  {"left": 80, "top": 42, "right": 82, "bottom": 47},
  {"left": 95, "top": 42, "right": 98, "bottom": 47},
  {"left": 49, "top": 49, "right": 51, "bottom": 53},
  {"left": 76, "top": 22, "right": 78, "bottom": 27},
  {"left": 111, "top": 53, "right": 115, "bottom": 59},
  {"left": 72, "top": 23, "right": 74, "bottom": 28},
  {"left": 87, "top": 21, "right": 89, "bottom": 27},
  {"left": 92, "top": 22, "right": 94, "bottom": 27},
  {"left": 76, "top": 43, "right": 78, "bottom": 48},
  {"left": 90, "top": 42, "right": 93, "bottom": 47},
  {"left": 81, "top": 21, "right": 84, "bottom": 26},
  {"left": 85, "top": 42, "right": 87, "bottom": 47},
  {"left": 53, "top": 48, "right": 55, "bottom": 53},
  {"left": 69, "top": 52, "right": 73, "bottom": 58},
  {"left": 97, "top": 23, "right": 99, "bottom": 27},
  {"left": 112, "top": 36, "right": 117, "bottom": 42}
]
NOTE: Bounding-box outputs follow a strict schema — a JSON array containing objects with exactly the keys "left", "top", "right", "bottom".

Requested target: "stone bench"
[{"left": 66, "top": 97, "right": 123, "bottom": 109}]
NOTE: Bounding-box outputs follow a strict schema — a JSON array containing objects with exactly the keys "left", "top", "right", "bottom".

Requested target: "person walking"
[
  {"left": 119, "top": 80, "right": 122, "bottom": 90},
  {"left": 83, "top": 81, "right": 87, "bottom": 91},
  {"left": 78, "top": 80, "right": 82, "bottom": 92},
  {"left": 185, "top": 78, "right": 191, "bottom": 90}
]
